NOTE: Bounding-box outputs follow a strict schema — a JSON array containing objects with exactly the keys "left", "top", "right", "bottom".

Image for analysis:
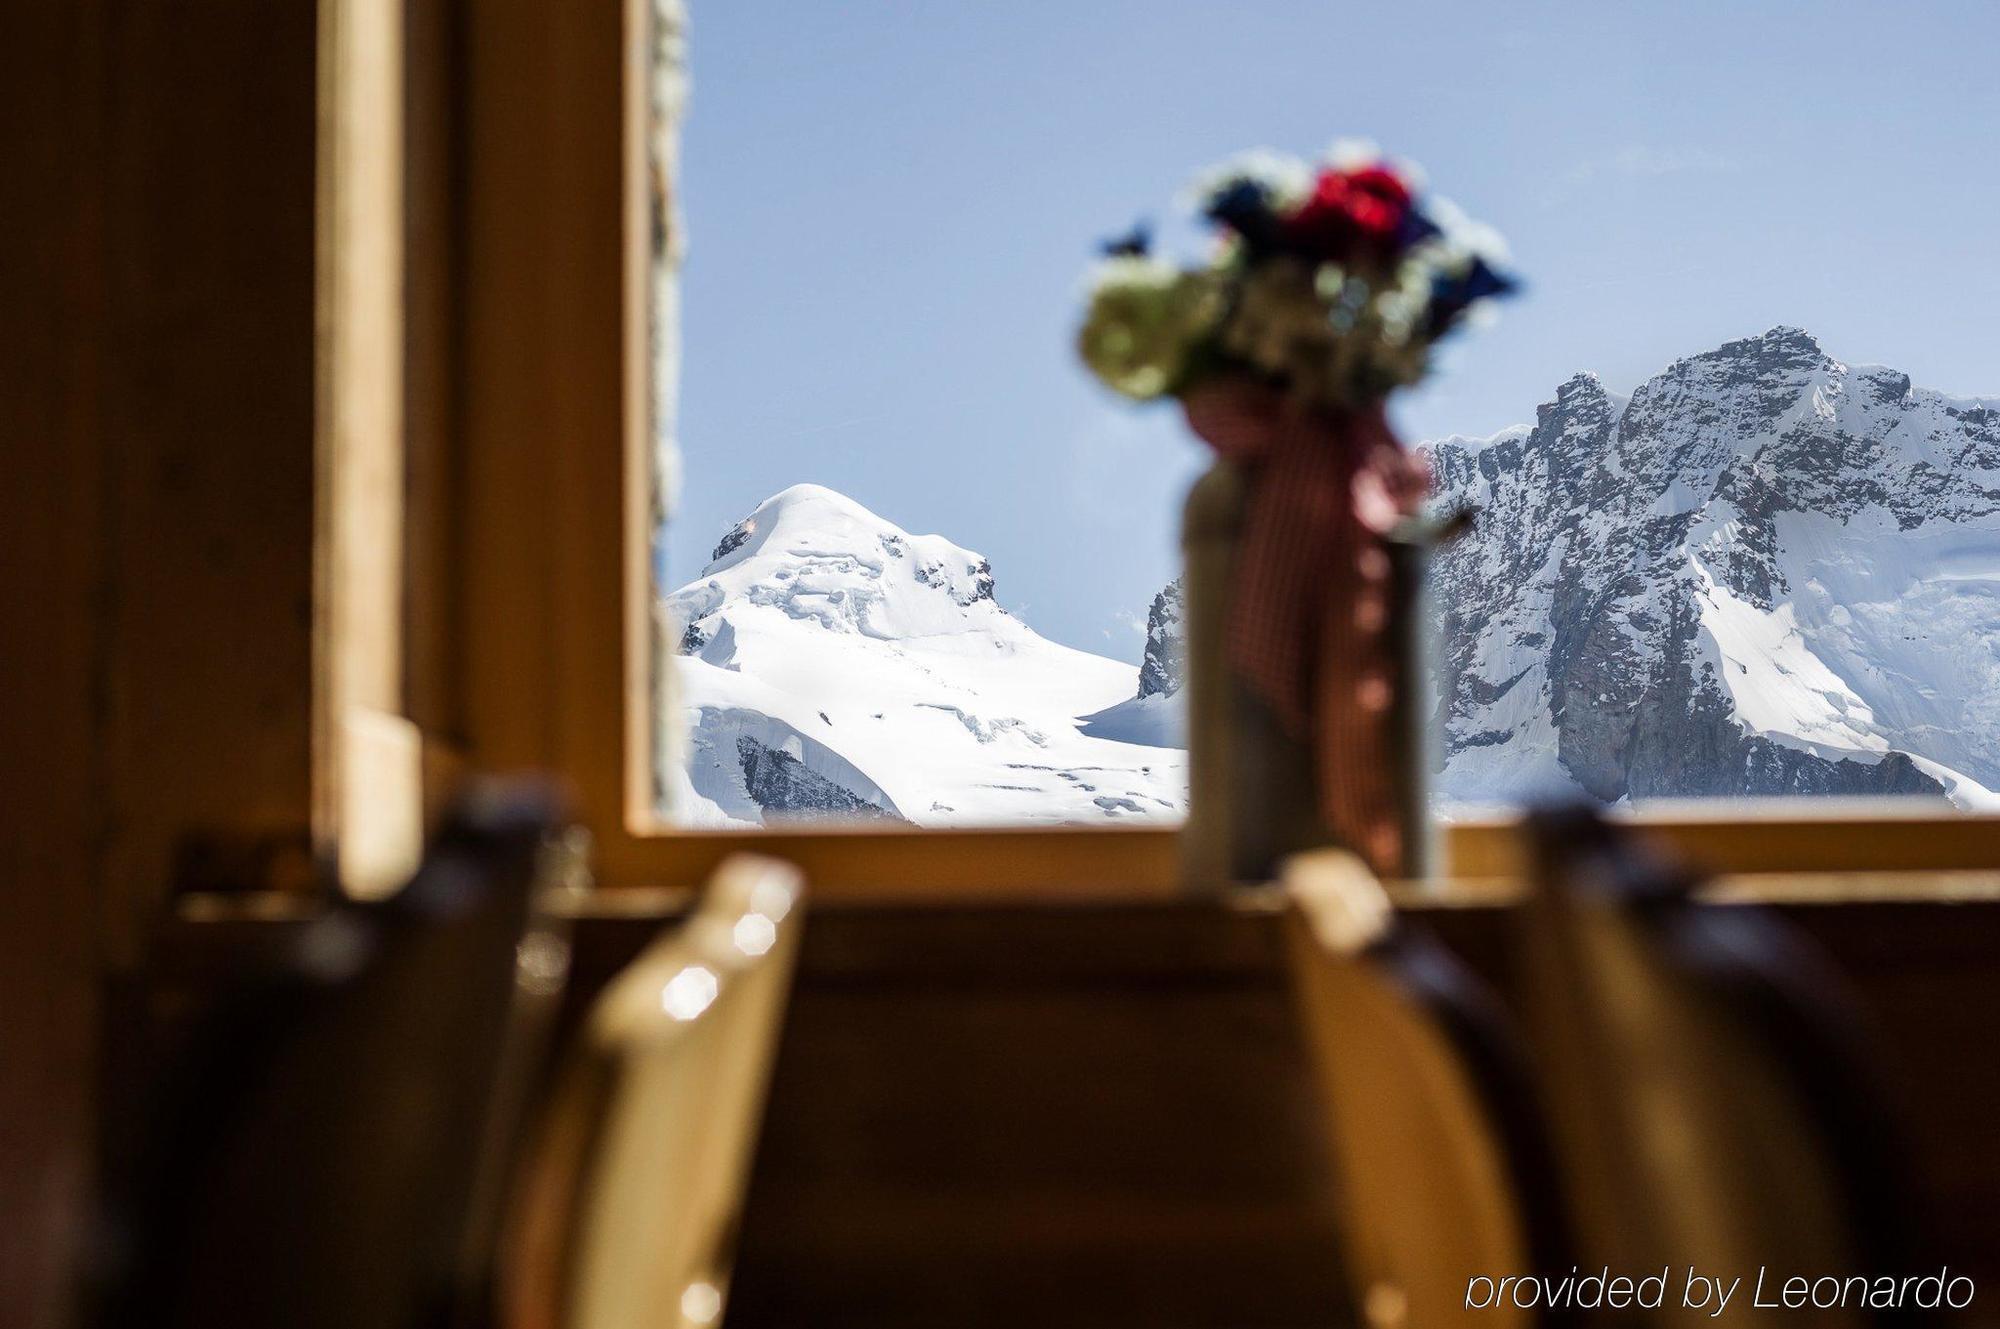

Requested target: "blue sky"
[{"left": 668, "top": 0, "right": 2000, "bottom": 660}]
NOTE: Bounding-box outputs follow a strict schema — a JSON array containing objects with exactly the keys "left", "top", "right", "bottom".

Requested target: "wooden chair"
[
  {"left": 1521, "top": 806, "right": 1928, "bottom": 1327},
  {"left": 89, "top": 781, "right": 579, "bottom": 1329},
  {"left": 501, "top": 854, "right": 804, "bottom": 1329},
  {"left": 1284, "top": 849, "right": 1571, "bottom": 1328}
]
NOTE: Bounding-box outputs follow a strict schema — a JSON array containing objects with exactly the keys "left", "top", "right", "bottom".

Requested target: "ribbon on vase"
[{"left": 1182, "top": 378, "right": 1431, "bottom": 877}]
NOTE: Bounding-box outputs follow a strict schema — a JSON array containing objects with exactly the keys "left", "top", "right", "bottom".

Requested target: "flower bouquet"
[
  {"left": 1078, "top": 143, "right": 1517, "bottom": 880},
  {"left": 1079, "top": 141, "right": 1515, "bottom": 412}
]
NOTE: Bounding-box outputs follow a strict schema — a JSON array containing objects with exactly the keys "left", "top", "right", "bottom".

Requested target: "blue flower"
[
  {"left": 1203, "top": 179, "right": 1284, "bottom": 253},
  {"left": 1394, "top": 207, "right": 1443, "bottom": 252},
  {"left": 1427, "top": 255, "right": 1519, "bottom": 337}
]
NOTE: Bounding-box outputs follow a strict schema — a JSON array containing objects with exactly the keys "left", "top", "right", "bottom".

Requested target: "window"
[
  {"left": 652, "top": 4, "right": 2000, "bottom": 839},
  {"left": 449, "top": 1, "right": 2000, "bottom": 895}
]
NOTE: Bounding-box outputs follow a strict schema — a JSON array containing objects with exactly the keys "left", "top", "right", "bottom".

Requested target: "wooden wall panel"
[
  {"left": 131, "top": 888, "right": 2000, "bottom": 1327},
  {"left": 94, "top": 1, "right": 320, "bottom": 935},
  {"left": 573, "top": 903, "right": 1352, "bottom": 1329},
  {"left": 545, "top": 895, "right": 2000, "bottom": 1329},
  {"left": 0, "top": 4, "right": 319, "bottom": 1324},
  {"left": 0, "top": 7, "right": 111, "bottom": 1322}
]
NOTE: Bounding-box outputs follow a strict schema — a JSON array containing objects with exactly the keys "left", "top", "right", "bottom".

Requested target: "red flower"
[{"left": 1285, "top": 164, "right": 1413, "bottom": 264}]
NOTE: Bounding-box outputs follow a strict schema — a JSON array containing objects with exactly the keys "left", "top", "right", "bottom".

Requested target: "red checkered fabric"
[{"left": 1183, "top": 380, "right": 1429, "bottom": 877}]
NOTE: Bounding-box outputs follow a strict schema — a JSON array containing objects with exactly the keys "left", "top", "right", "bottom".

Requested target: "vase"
[
  {"left": 1177, "top": 444, "right": 1438, "bottom": 889},
  {"left": 1180, "top": 458, "right": 1332, "bottom": 889}
]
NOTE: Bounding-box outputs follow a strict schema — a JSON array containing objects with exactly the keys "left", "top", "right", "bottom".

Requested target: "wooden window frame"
[
  {"left": 319, "top": 0, "right": 428, "bottom": 900},
  {"left": 441, "top": 0, "right": 2000, "bottom": 902}
]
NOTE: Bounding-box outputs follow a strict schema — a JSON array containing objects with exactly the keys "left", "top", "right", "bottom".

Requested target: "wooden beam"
[
  {"left": 458, "top": 0, "right": 635, "bottom": 829},
  {"left": 318, "top": 0, "right": 420, "bottom": 898},
  {"left": 1444, "top": 803, "right": 2000, "bottom": 880}
]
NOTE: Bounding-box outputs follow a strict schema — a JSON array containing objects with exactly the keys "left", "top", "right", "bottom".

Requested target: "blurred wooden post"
[
  {"left": 1179, "top": 461, "right": 1336, "bottom": 890},
  {"left": 1178, "top": 459, "right": 1240, "bottom": 890},
  {"left": 317, "top": 0, "right": 420, "bottom": 900},
  {"left": 1180, "top": 462, "right": 1440, "bottom": 888}
]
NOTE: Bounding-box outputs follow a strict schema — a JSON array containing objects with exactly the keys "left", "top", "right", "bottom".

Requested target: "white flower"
[
  {"left": 1462, "top": 299, "right": 1505, "bottom": 333},
  {"left": 1180, "top": 148, "right": 1312, "bottom": 213},
  {"left": 1083, "top": 254, "right": 1180, "bottom": 297},
  {"left": 1423, "top": 193, "right": 1513, "bottom": 266},
  {"left": 1323, "top": 137, "right": 1382, "bottom": 171},
  {"left": 1386, "top": 153, "right": 1429, "bottom": 193}
]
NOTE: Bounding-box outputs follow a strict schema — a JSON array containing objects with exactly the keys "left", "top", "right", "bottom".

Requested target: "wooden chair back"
[
  {"left": 502, "top": 854, "right": 804, "bottom": 1329},
  {"left": 91, "top": 782, "right": 576, "bottom": 1329},
  {"left": 1522, "top": 806, "right": 1926, "bottom": 1327},
  {"left": 1284, "top": 849, "right": 1569, "bottom": 1327}
]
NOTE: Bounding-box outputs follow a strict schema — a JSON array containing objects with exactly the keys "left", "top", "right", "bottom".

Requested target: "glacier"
[
  {"left": 663, "top": 484, "right": 1186, "bottom": 827},
  {"left": 1426, "top": 327, "right": 2000, "bottom": 811}
]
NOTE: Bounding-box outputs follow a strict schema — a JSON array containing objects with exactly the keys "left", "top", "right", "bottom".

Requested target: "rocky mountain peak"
[
  {"left": 1426, "top": 329, "right": 2000, "bottom": 809},
  {"left": 1729, "top": 324, "right": 1823, "bottom": 356},
  {"left": 1554, "top": 369, "right": 1605, "bottom": 398},
  {"left": 1136, "top": 578, "right": 1185, "bottom": 699},
  {"left": 680, "top": 484, "right": 1004, "bottom": 647},
  {"left": 1539, "top": 371, "right": 1611, "bottom": 425}
]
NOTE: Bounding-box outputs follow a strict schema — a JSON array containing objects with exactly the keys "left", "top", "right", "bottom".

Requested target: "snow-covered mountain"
[
  {"left": 663, "top": 484, "right": 1186, "bottom": 827},
  {"left": 665, "top": 329, "right": 1999, "bottom": 825},
  {"left": 1426, "top": 327, "right": 2000, "bottom": 809}
]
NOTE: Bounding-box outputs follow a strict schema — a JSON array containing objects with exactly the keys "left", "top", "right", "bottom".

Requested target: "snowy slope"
[
  {"left": 662, "top": 485, "right": 1186, "bottom": 827},
  {"left": 1425, "top": 327, "right": 2000, "bottom": 809},
  {"left": 1078, "top": 577, "right": 1187, "bottom": 748},
  {"left": 662, "top": 331, "right": 1998, "bottom": 825}
]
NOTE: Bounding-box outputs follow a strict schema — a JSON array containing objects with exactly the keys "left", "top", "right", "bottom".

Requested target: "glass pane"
[{"left": 652, "top": 4, "right": 2000, "bottom": 827}]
